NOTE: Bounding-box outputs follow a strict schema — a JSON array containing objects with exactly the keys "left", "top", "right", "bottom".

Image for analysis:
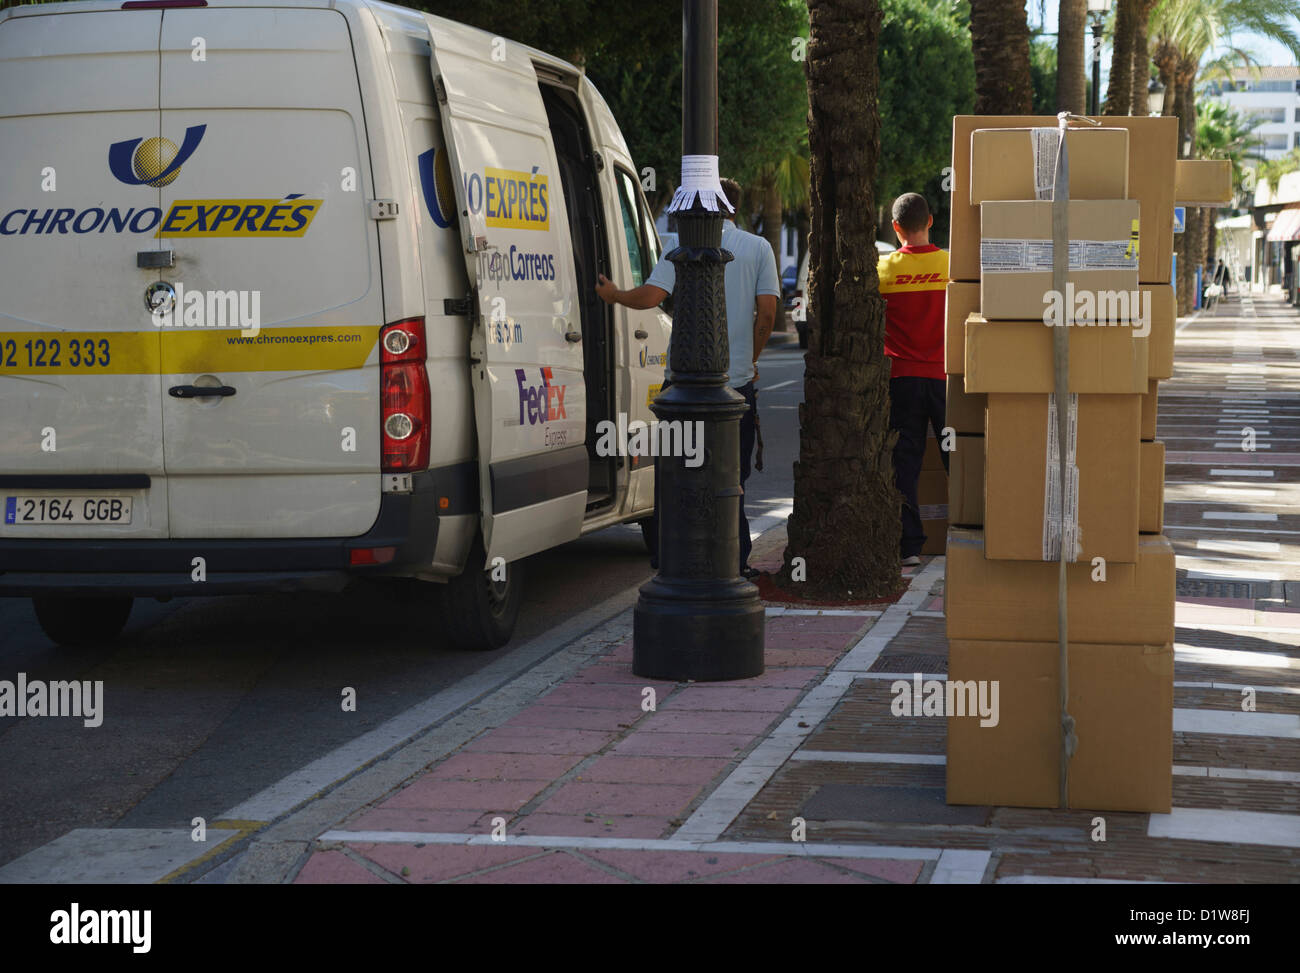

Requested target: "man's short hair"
[
  {"left": 892, "top": 193, "right": 930, "bottom": 233},
  {"left": 719, "top": 177, "right": 742, "bottom": 214}
]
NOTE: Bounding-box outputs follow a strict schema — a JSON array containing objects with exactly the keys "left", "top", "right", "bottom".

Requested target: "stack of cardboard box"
[{"left": 942, "top": 116, "right": 1180, "bottom": 812}]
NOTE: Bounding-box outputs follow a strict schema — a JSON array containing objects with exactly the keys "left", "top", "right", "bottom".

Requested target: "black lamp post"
[
  {"left": 631, "top": 0, "right": 765, "bottom": 682},
  {"left": 1088, "top": 0, "right": 1112, "bottom": 115}
]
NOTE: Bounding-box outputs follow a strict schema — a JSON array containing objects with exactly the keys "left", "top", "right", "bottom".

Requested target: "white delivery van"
[{"left": 0, "top": 0, "right": 671, "bottom": 650}]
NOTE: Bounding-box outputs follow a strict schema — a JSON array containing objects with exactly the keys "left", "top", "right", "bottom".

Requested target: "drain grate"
[{"left": 1176, "top": 579, "right": 1255, "bottom": 599}]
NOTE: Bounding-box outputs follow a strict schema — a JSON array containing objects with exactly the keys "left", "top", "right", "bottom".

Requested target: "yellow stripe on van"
[
  {"left": 156, "top": 198, "right": 325, "bottom": 238},
  {"left": 162, "top": 326, "right": 379, "bottom": 373},
  {"left": 0, "top": 327, "right": 378, "bottom": 375}
]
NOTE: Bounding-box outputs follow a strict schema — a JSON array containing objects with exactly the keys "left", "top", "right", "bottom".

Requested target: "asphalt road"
[{"left": 0, "top": 334, "right": 808, "bottom": 869}]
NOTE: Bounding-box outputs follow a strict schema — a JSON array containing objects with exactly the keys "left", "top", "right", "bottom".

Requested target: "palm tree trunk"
[
  {"left": 1057, "top": 0, "right": 1088, "bottom": 114},
  {"left": 1130, "top": 0, "right": 1156, "bottom": 113},
  {"left": 782, "top": 0, "right": 901, "bottom": 597},
  {"left": 969, "top": 0, "right": 1034, "bottom": 114},
  {"left": 1104, "top": 0, "right": 1137, "bottom": 115}
]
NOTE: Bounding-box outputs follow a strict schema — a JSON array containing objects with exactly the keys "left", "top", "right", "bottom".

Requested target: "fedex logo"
[
  {"left": 893, "top": 272, "right": 946, "bottom": 284},
  {"left": 515, "top": 367, "right": 567, "bottom": 425}
]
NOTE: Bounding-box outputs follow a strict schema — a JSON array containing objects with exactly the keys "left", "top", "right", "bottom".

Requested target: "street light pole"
[
  {"left": 1090, "top": 18, "right": 1103, "bottom": 115},
  {"left": 631, "top": 0, "right": 765, "bottom": 681}
]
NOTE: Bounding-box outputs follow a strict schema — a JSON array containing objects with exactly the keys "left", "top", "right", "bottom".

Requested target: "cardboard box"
[
  {"left": 949, "top": 434, "right": 984, "bottom": 525},
  {"left": 980, "top": 199, "right": 1141, "bottom": 320},
  {"left": 922, "top": 435, "right": 947, "bottom": 472},
  {"left": 951, "top": 115, "right": 1176, "bottom": 284},
  {"left": 984, "top": 393, "right": 1140, "bottom": 562},
  {"left": 947, "top": 374, "right": 986, "bottom": 435},
  {"left": 945, "top": 528, "right": 1175, "bottom": 644},
  {"left": 1175, "top": 159, "right": 1233, "bottom": 206},
  {"left": 922, "top": 519, "right": 948, "bottom": 556},
  {"left": 946, "top": 281, "right": 980, "bottom": 375},
  {"left": 918, "top": 469, "right": 948, "bottom": 506},
  {"left": 970, "top": 127, "right": 1129, "bottom": 205},
  {"left": 1140, "top": 440, "right": 1165, "bottom": 533},
  {"left": 1144, "top": 284, "right": 1175, "bottom": 379},
  {"left": 947, "top": 639, "right": 1173, "bottom": 811},
  {"left": 1141, "top": 379, "right": 1159, "bottom": 440},
  {"left": 964, "top": 317, "right": 1148, "bottom": 394}
]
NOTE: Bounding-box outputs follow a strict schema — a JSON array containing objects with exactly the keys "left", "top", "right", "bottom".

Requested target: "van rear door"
[
  {"left": 0, "top": 9, "right": 168, "bottom": 540},
  {"left": 424, "top": 18, "right": 588, "bottom": 564},
  {"left": 154, "top": 7, "right": 382, "bottom": 538}
]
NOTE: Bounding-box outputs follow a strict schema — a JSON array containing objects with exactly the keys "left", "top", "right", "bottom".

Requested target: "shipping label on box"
[
  {"left": 969, "top": 127, "right": 1129, "bottom": 206},
  {"left": 946, "top": 281, "right": 979, "bottom": 375},
  {"left": 945, "top": 528, "right": 1174, "bottom": 644},
  {"left": 947, "top": 639, "right": 1173, "bottom": 812},
  {"left": 949, "top": 434, "right": 984, "bottom": 525},
  {"left": 964, "top": 318, "right": 1148, "bottom": 394},
  {"left": 1140, "top": 440, "right": 1165, "bottom": 533},
  {"left": 980, "top": 199, "right": 1141, "bottom": 320},
  {"left": 950, "top": 115, "right": 1176, "bottom": 285},
  {"left": 984, "top": 393, "right": 1140, "bottom": 563}
]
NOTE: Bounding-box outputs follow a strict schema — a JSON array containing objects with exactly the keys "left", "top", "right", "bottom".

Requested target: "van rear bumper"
[{"left": 0, "top": 466, "right": 475, "bottom": 597}]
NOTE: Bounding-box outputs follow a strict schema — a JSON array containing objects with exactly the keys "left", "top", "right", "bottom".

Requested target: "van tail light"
[
  {"left": 122, "top": 1, "right": 207, "bottom": 8},
  {"left": 380, "top": 318, "right": 430, "bottom": 472}
]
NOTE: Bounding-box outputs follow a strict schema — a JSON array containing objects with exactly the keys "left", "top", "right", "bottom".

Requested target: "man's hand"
[
  {"left": 752, "top": 364, "right": 760, "bottom": 383},
  {"left": 595, "top": 274, "right": 620, "bottom": 305}
]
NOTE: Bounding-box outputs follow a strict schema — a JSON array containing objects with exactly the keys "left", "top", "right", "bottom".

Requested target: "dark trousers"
[
  {"left": 889, "top": 376, "right": 947, "bottom": 558},
  {"left": 648, "top": 380, "right": 757, "bottom": 573}
]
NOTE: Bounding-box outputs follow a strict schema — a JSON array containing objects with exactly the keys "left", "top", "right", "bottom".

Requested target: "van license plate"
[{"left": 5, "top": 496, "right": 133, "bottom": 525}]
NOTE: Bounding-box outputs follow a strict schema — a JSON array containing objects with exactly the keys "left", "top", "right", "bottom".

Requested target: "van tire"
[
  {"left": 638, "top": 516, "right": 657, "bottom": 556},
  {"left": 32, "top": 596, "right": 133, "bottom": 646},
  {"left": 439, "top": 537, "right": 523, "bottom": 651}
]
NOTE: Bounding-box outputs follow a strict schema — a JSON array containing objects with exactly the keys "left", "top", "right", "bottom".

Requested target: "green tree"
[
  {"left": 1030, "top": 35, "right": 1059, "bottom": 114},
  {"left": 877, "top": 0, "right": 975, "bottom": 243}
]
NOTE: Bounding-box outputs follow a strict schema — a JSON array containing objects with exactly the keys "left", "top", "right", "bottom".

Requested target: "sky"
[{"left": 1026, "top": 0, "right": 1299, "bottom": 80}]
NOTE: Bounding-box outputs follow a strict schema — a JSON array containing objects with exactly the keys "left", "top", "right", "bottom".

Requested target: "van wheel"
[
  {"left": 32, "top": 596, "right": 133, "bottom": 646},
  {"left": 439, "top": 537, "right": 523, "bottom": 651}
]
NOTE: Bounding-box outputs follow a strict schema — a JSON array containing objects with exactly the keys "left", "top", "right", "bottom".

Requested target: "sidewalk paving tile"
[
  {"left": 836, "top": 858, "right": 925, "bottom": 883},
  {"left": 580, "top": 754, "right": 730, "bottom": 786},
  {"left": 294, "top": 850, "right": 387, "bottom": 885},
  {"left": 512, "top": 813, "right": 668, "bottom": 838},
  {"left": 462, "top": 727, "right": 620, "bottom": 754},
  {"left": 380, "top": 777, "right": 549, "bottom": 812},
  {"left": 657, "top": 687, "right": 805, "bottom": 712},
  {"left": 762, "top": 648, "right": 844, "bottom": 667},
  {"left": 453, "top": 850, "right": 627, "bottom": 884},
  {"left": 353, "top": 843, "right": 541, "bottom": 884},
  {"left": 611, "top": 731, "right": 754, "bottom": 757},
  {"left": 536, "top": 684, "right": 646, "bottom": 710},
  {"left": 499, "top": 705, "right": 644, "bottom": 732},
  {"left": 700, "top": 858, "right": 873, "bottom": 884},
  {"left": 579, "top": 849, "right": 785, "bottom": 882},
  {"left": 426, "top": 752, "right": 585, "bottom": 782},
  {"left": 637, "top": 710, "right": 778, "bottom": 735},
  {"left": 534, "top": 781, "right": 701, "bottom": 817},
  {"left": 346, "top": 808, "right": 491, "bottom": 833}
]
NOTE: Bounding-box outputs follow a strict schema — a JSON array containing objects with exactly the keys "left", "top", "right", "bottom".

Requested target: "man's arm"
[
  {"left": 752, "top": 294, "right": 777, "bottom": 374},
  {"left": 596, "top": 274, "right": 668, "bottom": 310}
]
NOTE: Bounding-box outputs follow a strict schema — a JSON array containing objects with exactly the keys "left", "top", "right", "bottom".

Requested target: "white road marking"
[
  {"left": 1173, "top": 708, "right": 1299, "bottom": 738},
  {"left": 1209, "top": 469, "right": 1274, "bottom": 477},
  {"left": 1174, "top": 644, "right": 1300, "bottom": 669},
  {"left": 1201, "top": 511, "right": 1278, "bottom": 522},
  {"left": 760, "top": 379, "right": 798, "bottom": 391},
  {"left": 1195, "top": 539, "right": 1281, "bottom": 553},
  {"left": 1148, "top": 809, "right": 1300, "bottom": 849}
]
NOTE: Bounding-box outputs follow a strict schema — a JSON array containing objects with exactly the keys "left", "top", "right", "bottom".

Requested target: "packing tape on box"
[
  {"left": 1043, "top": 392, "right": 1082, "bottom": 562},
  {"left": 980, "top": 238, "right": 1138, "bottom": 273}
]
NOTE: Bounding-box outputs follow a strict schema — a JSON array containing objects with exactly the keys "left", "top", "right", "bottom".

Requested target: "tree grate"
[{"left": 1176, "top": 579, "right": 1254, "bottom": 599}]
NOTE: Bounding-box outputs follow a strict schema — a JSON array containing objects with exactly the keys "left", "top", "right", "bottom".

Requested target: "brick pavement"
[{"left": 291, "top": 294, "right": 1299, "bottom": 885}]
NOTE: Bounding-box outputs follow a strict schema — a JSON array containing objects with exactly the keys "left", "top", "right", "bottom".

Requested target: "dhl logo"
[{"left": 891, "top": 272, "right": 946, "bottom": 284}]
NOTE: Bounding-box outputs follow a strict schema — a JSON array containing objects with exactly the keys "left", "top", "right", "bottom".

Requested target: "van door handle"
[
  {"left": 634, "top": 329, "right": 648, "bottom": 339},
  {"left": 169, "top": 384, "right": 236, "bottom": 398},
  {"left": 565, "top": 331, "right": 582, "bottom": 343}
]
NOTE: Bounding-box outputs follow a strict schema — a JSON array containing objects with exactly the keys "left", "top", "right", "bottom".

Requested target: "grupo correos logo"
[{"left": 108, "top": 124, "right": 207, "bottom": 188}]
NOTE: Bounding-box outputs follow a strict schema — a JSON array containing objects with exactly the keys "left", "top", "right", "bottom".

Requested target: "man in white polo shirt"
[{"left": 595, "top": 177, "right": 780, "bottom": 577}]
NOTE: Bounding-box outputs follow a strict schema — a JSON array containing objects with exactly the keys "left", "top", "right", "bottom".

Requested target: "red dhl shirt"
[{"left": 878, "top": 244, "right": 948, "bottom": 379}]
